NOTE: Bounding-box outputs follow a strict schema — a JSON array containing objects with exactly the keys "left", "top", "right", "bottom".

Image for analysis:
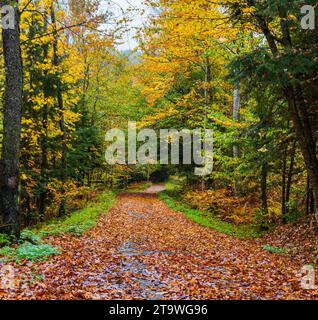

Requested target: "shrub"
[
  {"left": 0, "top": 233, "right": 11, "bottom": 247},
  {"left": 159, "top": 190, "right": 261, "bottom": 239},
  {"left": 20, "top": 230, "right": 42, "bottom": 245},
  {"left": 38, "top": 191, "right": 116, "bottom": 237},
  {"left": 14, "top": 243, "right": 61, "bottom": 261}
]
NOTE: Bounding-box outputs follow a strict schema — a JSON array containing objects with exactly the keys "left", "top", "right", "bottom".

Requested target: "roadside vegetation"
[
  {"left": 0, "top": 191, "right": 116, "bottom": 262},
  {"left": 159, "top": 180, "right": 263, "bottom": 239}
]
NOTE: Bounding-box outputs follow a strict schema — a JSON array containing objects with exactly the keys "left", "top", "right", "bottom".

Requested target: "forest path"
[{"left": 13, "top": 186, "right": 316, "bottom": 300}]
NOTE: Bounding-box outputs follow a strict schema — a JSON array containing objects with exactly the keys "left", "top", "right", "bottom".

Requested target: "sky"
[{"left": 101, "top": 0, "right": 149, "bottom": 51}]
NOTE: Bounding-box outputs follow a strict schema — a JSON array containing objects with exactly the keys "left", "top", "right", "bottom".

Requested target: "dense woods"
[
  {"left": 0, "top": 0, "right": 317, "bottom": 238},
  {"left": 0, "top": 0, "right": 318, "bottom": 301},
  {"left": 134, "top": 0, "right": 318, "bottom": 229}
]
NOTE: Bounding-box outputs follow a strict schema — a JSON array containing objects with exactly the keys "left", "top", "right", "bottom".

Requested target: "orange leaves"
[
  {"left": 184, "top": 189, "right": 259, "bottom": 224},
  {"left": 2, "top": 190, "right": 317, "bottom": 300},
  {"left": 136, "top": 0, "right": 242, "bottom": 125},
  {"left": 139, "top": 107, "right": 179, "bottom": 127}
]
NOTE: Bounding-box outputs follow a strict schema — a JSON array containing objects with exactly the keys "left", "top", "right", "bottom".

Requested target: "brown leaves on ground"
[
  {"left": 1, "top": 190, "right": 318, "bottom": 300},
  {"left": 258, "top": 216, "right": 318, "bottom": 266}
]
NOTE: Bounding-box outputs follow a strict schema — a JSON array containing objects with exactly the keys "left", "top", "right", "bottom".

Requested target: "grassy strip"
[
  {"left": 35, "top": 191, "right": 116, "bottom": 237},
  {"left": 0, "top": 190, "right": 116, "bottom": 262},
  {"left": 159, "top": 182, "right": 262, "bottom": 239},
  {"left": 126, "top": 182, "right": 152, "bottom": 193}
]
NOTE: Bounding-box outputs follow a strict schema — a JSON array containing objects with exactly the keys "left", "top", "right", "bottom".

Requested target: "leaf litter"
[{"left": 1, "top": 190, "right": 318, "bottom": 300}]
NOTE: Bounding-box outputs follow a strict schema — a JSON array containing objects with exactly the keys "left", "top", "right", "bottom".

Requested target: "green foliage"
[
  {"left": 0, "top": 191, "right": 116, "bottom": 263},
  {"left": 20, "top": 230, "right": 42, "bottom": 245},
  {"left": 14, "top": 244, "right": 61, "bottom": 262},
  {"left": 0, "top": 229, "right": 60, "bottom": 262},
  {"left": 27, "top": 273, "right": 45, "bottom": 286},
  {"left": 0, "top": 233, "right": 11, "bottom": 247},
  {"left": 262, "top": 245, "right": 288, "bottom": 256},
  {"left": 284, "top": 210, "right": 304, "bottom": 224},
  {"left": 254, "top": 210, "right": 275, "bottom": 232},
  {"left": 165, "top": 178, "right": 185, "bottom": 197},
  {"left": 126, "top": 182, "right": 152, "bottom": 193},
  {"left": 37, "top": 191, "right": 116, "bottom": 237},
  {"left": 284, "top": 200, "right": 305, "bottom": 223},
  {"left": 159, "top": 183, "right": 262, "bottom": 239},
  {"left": 0, "top": 243, "right": 60, "bottom": 263},
  {"left": 0, "top": 246, "right": 13, "bottom": 260}
]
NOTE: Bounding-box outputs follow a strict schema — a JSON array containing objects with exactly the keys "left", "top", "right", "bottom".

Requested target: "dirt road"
[{"left": 8, "top": 187, "right": 317, "bottom": 300}]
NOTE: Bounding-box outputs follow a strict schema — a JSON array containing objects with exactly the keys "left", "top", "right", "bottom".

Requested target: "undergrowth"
[
  {"left": 0, "top": 242, "right": 61, "bottom": 263},
  {"left": 126, "top": 182, "right": 152, "bottom": 193},
  {"left": 33, "top": 191, "right": 116, "bottom": 237},
  {"left": 0, "top": 190, "right": 116, "bottom": 263},
  {"left": 160, "top": 181, "right": 262, "bottom": 239}
]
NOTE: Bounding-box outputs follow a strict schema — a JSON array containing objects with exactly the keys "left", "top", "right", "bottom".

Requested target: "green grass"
[
  {"left": 0, "top": 190, "right": 117, "bottom": 263},
  {"left": 34, "top": 191, "right": 116, "bottom": 237},
  {"left": 126, "top": 182, "right": 152, "bottom": 193},
  {"left": 159, "top": 181, "right": 262, "bottom": 239}
]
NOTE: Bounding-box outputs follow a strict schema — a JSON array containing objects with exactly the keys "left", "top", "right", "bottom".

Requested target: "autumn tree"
[{"left": 227, "top": 0, "right": 318, "bottom": 222}]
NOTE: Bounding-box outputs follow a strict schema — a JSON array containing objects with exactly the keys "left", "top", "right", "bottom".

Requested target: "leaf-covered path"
[{"left": 10, "top": 187, "right": 318, "bottom": 299}]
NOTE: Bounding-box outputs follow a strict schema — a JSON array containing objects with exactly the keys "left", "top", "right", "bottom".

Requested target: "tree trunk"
[
  {"left": 202, "top": 56, "right": 211, "bottom": 191},
  {"left": 51, "top": 3, "right": 67, "bottom": 217},
  {"left": 233, "top": 82, "right": 241, "bottom": 157},
  {"left": 281, "top": 145, "right": 287, "bottom": 217},
  {"left": 285, "top": 86, "right": 318, "bottom": 222},
  {"left": 261, "top": 164, "right": 268, "bottom": 214},
  {"left": 39, "top": 17, "right": 49, "bottom": 221},
  {"left": 277, "top": 3, "right": 318, "bottom": 221},
  {"left": 306, "top": 175, "right": 311, "bottom": 216},
  {"left": 0, "top": 0, "right": 23, "bottom": 238},
  {"left": 233, "top": 82, "right": 241, "bottom": 195},
  {"left": 285, "top": 141, "right": 296, "bottom": 209}
]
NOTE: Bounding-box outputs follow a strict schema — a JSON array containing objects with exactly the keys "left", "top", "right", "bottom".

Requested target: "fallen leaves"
[{"left": 1, "top": 190, "right": 318, "bottom": 300}]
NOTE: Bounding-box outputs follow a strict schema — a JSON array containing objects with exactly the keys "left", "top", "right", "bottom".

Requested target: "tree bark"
[
  {"left": 0, "top": 0, "right": 23, "bottom": 238},
  {"left": 306, "top": 175, "right": 311, "bottom": 216},
  {"left": 261, "top": 164, "right": 268, "bottom": 214},
  {"left": 51, "top": 2, "right": 67, "bottom": 217},
  {"left": 233, "top": 82, "right": 241, "bottom": 157},
  {"left": 233, "top": 81, "right": 241, "bottom": 195},
  {"left": 39, "top": 16, "right": 49, "bottom": 221},
  {"left": 281, "top": 145, "right": 287, "bottom": 217},
  {"left": 285, "top": 141, "right": 296, "bottom": 209},
  {"left": 202, "top": 56, "right": 211, "bottom": 191},
  {"left": 285, "top": 86, "right": 318, "bottom": 222}
]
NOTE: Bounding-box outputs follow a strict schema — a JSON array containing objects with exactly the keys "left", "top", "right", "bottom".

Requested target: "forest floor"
[{"left": 2, "top": 185, "right": 318, "bottom": 300}]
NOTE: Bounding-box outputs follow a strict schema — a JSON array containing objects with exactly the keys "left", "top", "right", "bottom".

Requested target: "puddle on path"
[
  {"left": 145, "top": 185, "right": 166, "bottom": 194},
  {"left": 128, "top": 211, "right": 146, "bottom": 219},
  {"left": 86, "top": 241, "right": 172, "bottom": 300}
]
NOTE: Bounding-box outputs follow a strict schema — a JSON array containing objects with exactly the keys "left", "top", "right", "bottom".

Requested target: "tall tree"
[
  {"left": 0, "top": 0, "right": 23, "bottom": 237},
  {"left": 228, "top": 0, "right": 318, "bottom": 221}
]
